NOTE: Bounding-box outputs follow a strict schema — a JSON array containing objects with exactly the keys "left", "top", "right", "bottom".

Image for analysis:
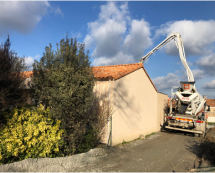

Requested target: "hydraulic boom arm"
[{"left": 139, "top": 33, "right": 195, "bottom": 85}]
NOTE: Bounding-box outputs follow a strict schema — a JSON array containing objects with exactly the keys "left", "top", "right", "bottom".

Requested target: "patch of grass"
[
  {"left": 115, "top": 132, "right": 156, "bottom": 147},
  {"left": 145, "top": 132, "right": 155, "bottom": 138},
  {"left": 208, "top": 122, "right": 215, "bottom": 125},
  {"left": 115, "top": 137, "right": 141, "bottom": 147},
  {"left": 122, "top": 137, "right": 141, "bottom": 144}
]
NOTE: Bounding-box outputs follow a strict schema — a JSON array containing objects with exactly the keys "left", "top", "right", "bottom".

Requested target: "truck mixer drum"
[{"left": 180, "top": 81, "right": 195, "bottom": 92}]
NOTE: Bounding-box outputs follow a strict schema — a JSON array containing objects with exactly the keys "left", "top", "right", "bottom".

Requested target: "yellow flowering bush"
[{"left": 0, "top": 104, "right": 65, "bottom": 165}]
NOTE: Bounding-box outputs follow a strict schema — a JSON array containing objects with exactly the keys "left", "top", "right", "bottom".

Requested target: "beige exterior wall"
[
  {"left": 93, "top": 80, "right": 114, "bottom": 144},
  {"left": 207, "top": 111, "right": 215, "bottom": 117},
  {"left": 205, "top": 108, "right": 215, "bottom": 117},
  {"left": 111, "top": 68, "right": 158, "bottom": 146},
  {"left": 210, "top": 107, "right": 215, "bottom": 112},
  {"left": 157, "top": 93, "right": 168, "bottom": 131}
]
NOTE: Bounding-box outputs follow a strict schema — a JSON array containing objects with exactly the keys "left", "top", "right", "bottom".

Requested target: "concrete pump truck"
[{"left": 139, "top": 33, "right": 209, "bottom": 137}]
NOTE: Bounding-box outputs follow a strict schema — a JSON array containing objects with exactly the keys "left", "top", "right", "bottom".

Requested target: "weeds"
[
  {"left": 196, "top": 127, "right": 215, "bottom": 166},
  {"left": 208, "top": 122, "right": 215, "bottom": 125},
  {"left": 116, "top": 132, "right": 156, "bottom": 147},
  {"left": 145, "top": 132, "right": 155, "bottom": 138}
]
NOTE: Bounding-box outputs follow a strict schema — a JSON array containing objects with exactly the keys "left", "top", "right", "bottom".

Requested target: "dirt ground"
[
  {"left": 0, "top": 130, "right": 213, "bottom": 172},
  {"left": 67, "top": 130, "right": 210, "bottom": 172}
]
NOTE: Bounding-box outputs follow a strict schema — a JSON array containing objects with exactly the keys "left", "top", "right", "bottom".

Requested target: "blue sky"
[{"left": 0, "top": 1, "right": 215, "bottom": 98}]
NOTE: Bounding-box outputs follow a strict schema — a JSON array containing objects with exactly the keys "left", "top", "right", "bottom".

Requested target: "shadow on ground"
[{"left": 184, "top": 127, "right": 215, "bottom": 171}]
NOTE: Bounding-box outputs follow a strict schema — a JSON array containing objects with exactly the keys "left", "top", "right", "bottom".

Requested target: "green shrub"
[
  {"left": 77, "top": 129, "right": 98, "bottom": 153},
  {"left": 0, "top": 36, "right": 28, "bottom": 113},
  {"left": 32, "top": 34, "right": 95, "bottom": 156},
  {"left": 0, "top": 104, "right": 65, "bottom": 165}
]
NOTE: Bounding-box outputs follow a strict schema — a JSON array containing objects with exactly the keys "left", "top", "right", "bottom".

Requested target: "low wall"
[
  {"left": 208, "top": 117, "right": 215, "bottom": 122},
  {"left": 207, "top": 112, "right": 215, "bottom": 117}
]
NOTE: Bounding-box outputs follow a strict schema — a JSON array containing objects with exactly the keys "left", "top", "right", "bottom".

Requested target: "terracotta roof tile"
[
  {"left": 206, "top": 99, "right": 215, "bottom": 107},
  {"left": 20, "top": 71, "right": 33, "bottom": 79},
  {"left": 91, "top": 63, "right": 143, "bottom": 80},
  {"left": 19, "top": 63, "right": 158, "bottom": 92}
]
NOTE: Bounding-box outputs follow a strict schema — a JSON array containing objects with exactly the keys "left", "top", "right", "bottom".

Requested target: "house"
[
  {"left": 20, "top": 63, "right": 168, "bottom": 146},
  {"left": 206, "top": 99, "right": 215, "bottom": 111},
  {"left": 19, "top": 71, "right": 34, "bottom": 104},
  {"left": 206, "top": 99, "right": 215, "bottom": 117}
]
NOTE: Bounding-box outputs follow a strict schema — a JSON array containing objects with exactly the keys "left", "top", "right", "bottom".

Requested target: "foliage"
[
  {"left": 32, "top": 33, "right": 95, "bottom": 155},
  {"left": 196, "top": 127, "right": 215, "bottom": 165},
  {"left": 198, "top": 140, "right": 215, "bottom": 165},
  {"left": 77, "top": 129, "right": 98, "bottom": 153},
  {"left": 77, "top": 90, "right": 114, "bottom": 152},
  {"left": 0, "top": 104, "right": 65, "bottom": 165},
  {"left": 208, "top": 122, "right": 215, "bottom": 125},
  {"left": 85, "top": 90, "right": 114, "bottom": 147},
  {"left": 145, "top": 132, "right": 155, "bottom": 138},
  {"left": 0, "top": 36, "right": 28, "bottom": 114}
]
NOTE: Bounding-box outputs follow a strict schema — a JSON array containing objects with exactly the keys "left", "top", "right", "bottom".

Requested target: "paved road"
[{"left": 0, "top": 130, "right": 209, "bottom": 172}]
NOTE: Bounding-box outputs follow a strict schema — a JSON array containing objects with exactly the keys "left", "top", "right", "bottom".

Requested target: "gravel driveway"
[{"left": 0, "top": 130, "right": 210, "bottom": 172}]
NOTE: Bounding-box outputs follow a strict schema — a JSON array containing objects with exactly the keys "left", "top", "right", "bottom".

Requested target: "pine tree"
[
  {"left": 0, "top": 36, "right": 28, "bottom": 112},
  {"left": 32, "top": 33, "right": 95, "bottom": 155}
]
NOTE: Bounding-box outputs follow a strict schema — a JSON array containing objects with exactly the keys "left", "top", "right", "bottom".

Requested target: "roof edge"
[
  {"left": 141, "top": 65, "right": 158, "bottom": 93},
  {"left": 19, "top": 63, "right": 158, "bottom": 93}
]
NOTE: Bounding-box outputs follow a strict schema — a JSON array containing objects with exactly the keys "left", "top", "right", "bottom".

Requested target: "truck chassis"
[{"left": 165, "top": 114, "right": 206, "bottom": 137}]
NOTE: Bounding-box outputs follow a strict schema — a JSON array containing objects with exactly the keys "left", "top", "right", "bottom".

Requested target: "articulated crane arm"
[{"left": 139, "top": 33, "right": 195, "bottom": 86}]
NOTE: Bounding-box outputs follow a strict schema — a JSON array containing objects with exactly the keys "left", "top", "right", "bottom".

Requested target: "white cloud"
[
  {"left": 71, "top": 31, "right": 82, "bottom": 38},
  {"left": 192, "top": 69, "right": 205, "bottom": 80},
  {"left": 123, "top": 19, "right": 152, "bottom": 61},
  {"left": 54, "top": 7, "right": 64, "bottom": 18},
  {"left": 92, "top": 51, "right": 134, "bottom": 66},
  {"left": 84, "top": 2, "right": 152, "bottom": 66},
  {"left": 187, "top": 61, "right": 192, "bottom": 66},
  {"left": 155, "top": 20, "right": 215, "bottom": 56},
  {"left": 86, "top": 2, "right": 128, "bottom": 58},
  {"left": 152, "top": 73, "right": 180, "bottom": 90},
  {"left": 25, "top": 54, "right": 40, "bottom": 71},
  {"left": 0, "top": 1, "right": 63, "bottom": 36},
  {"left": 202, "top": 80, "right": 215, "bottom": 90},
  {"left": 178, "top": 70, "right": 189, "bottom": 81},
  {"left": 179, "top": 69, "right": 205, "bottom": 81},
  {"left": 84, "top": 34, "right": 94, "bottom": 49},
  {"left": 196, "top": 54, "right": 215, "bottom": 76},
  {"left": 35, "top": 54, "right": 40, "bottom": 59}
]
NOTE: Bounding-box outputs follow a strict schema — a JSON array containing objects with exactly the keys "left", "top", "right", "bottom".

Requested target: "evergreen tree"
[
  {"left": 32, "top": 34, "right": 95, "bottom": 155},
  {"left": 0, "top": 36, "right": 28, "bottom": 112}
]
